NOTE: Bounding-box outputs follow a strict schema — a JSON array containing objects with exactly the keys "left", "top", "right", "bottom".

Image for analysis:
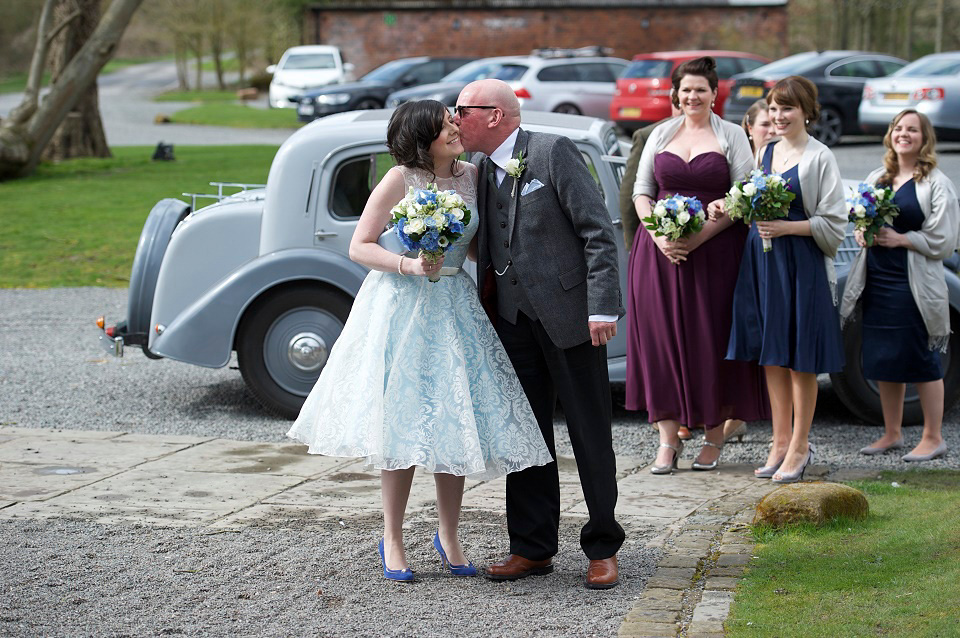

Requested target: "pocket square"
[{"left": 521, "top": 179, "right": 544, "bottom": 196}]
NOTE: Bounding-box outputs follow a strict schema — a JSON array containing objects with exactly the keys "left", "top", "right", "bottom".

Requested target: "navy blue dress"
[
  {"left": 726, "top": 142, "right": 845, "bottom": 373},
  {"left": 861, "top": 179, "right": 943, "bottom": 382}
]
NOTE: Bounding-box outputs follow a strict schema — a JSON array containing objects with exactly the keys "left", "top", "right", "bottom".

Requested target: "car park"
[
  {"left": 386, "top": 56, "right": 525, "bottom": 107},
  {"left": 267, "top": 45, "right": 353, "bottom": 109},
  {"left": 610, "top": 50, "right": 769, "bottom": 133},
  {"left": 96, "top": 110, "right": 960, "bottom": 425},
  {"left": 723, "top": 50, "right": 907, "bottom": 146},
  {"left": 296, "top": 56, "right": 474, "bottom": 122},
  {"left": 859, "top": 51, "right": 960, "bottom": 141}
]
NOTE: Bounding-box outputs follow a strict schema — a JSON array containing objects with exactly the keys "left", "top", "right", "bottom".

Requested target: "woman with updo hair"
[
  {"left": 742, "top": 98, "right": 775, "bottom": 155},
  {"left": 722, "top": 75, "right": 846, "bottom": 483},
  {"left": 627, "top": 56, "right": 769, "bottom": 474},
  {"left": 841, "top": 109, "right": 959, "bottom": 462}
]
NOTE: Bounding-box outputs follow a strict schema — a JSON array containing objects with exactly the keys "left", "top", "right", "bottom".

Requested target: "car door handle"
[{"left": 314, "top": 230, "right": 338, "bottom": 239}]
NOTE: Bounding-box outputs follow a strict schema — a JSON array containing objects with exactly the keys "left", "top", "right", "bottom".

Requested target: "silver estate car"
[
  {"left": 96, "top": 110, "right": 960, "bottom": 424},
  {"left": 859, "top": 51, "right": 960, "bottom": 141}
]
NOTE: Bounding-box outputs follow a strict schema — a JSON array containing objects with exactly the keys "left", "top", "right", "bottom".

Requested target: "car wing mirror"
[{"left": 266, "top": 64, "right": 276, "bottom": 75}]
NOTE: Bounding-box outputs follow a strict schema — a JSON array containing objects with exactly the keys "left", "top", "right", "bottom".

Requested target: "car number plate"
[
  {"left": 297, "top": 103, "right": 315, "bottom": 116},
  {"left": 619, "top": 107, "right": 642, "bottom": 118},
  {"left": 738, "top": 86, "right": 764, "bottom": 98},
  {"left": 883, "top": 92, "right": 909, "bottom": 100}
]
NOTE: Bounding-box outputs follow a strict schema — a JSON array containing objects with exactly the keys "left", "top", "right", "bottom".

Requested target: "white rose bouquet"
[
  {"left": 847, "top": 182, "right": 899, "bottom": 246},
  {"left": 389, "top": 184, "right": 470, "bottom": 282},
  {"left": 724, "top": 169, "right": 796, "bottom": 252},
  {"left": 641, "top": 194, "right": 706, "bottom": 249}
]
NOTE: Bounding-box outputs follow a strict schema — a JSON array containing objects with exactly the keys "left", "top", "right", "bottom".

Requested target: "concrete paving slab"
[
  {"left": 0, "top": 461, "right": 126, "bottom": 502},
  {"left": 48, "top": 467, "right": 303, "bottom": 514},
  {"left": 0, "top": 434, "right": 200, "bottom": 469},
  {"left": 593, "top": 493, "right": 702, "bottom": 519},
  {"left": 265, "top": 463, "right": 434, "bottom": 511},
  {"left": 141, "top": 438, "right": 346, "bottom": 477},
  {"left": 0, "top": 427, "right": 123, "bottom": 441},
  {"left": 0, "top": 500, "right": 217, "bottom": 526}
]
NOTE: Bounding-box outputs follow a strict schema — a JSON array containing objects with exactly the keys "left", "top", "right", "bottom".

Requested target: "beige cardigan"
[
  {"left": 839, "top": 167, "right": 960, "bottom": 351},
  {"left": 632, "top": 112, "right": 753, "bottom": 201},
  {"left": 755, "top": 135, "right": 848, "bottom": 302}
]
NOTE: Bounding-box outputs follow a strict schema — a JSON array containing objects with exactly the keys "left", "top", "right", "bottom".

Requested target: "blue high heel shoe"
[
  {"left": 379, "top": 538, "right": 414, "bottom": 582},
  {"left": 433, "top": 532, "right": 477, "bottom": 576}
]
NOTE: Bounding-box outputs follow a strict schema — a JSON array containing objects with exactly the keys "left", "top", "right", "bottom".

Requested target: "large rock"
[{"left": 753, "top": 482, "right": 869, "bottom": 527}]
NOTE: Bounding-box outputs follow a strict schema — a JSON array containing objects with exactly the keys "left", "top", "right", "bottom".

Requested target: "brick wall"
[{"left": 307, "top": 7, "right": 789, "bottom": 76}]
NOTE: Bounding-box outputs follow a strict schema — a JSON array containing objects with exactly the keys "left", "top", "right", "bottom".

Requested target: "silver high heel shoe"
[
  {"left": 691, "top": 441, "right": 723, "bottom": 471},
  {"left": 650, "top": 441, "right": 683, "bottom": 474},
  {"left": 754, "top": 454, "right": 785, "bottom": 479},
  {"left": 771, "top": 446, "right": 814, "bottom": 484},
  {"left": 859, "top": 437, "right": 904, "bottom": 455},
  {"left": 723, "top": 421, "right": 748, "bottom": 444}
]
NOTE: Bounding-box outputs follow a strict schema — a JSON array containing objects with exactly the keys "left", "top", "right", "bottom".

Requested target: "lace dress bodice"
[{"left": 396, "top": 163, "right": 478, "bottom": 269}]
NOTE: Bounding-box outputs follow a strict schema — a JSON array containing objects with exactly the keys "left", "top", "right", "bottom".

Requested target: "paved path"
[{"left": 0, "top": 426, "right": 810, "bottom": 636}]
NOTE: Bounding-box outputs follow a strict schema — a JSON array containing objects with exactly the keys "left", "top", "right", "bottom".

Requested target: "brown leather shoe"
[
  {"left": 585, "top": 555, "right": 619, "bottom": 589},
  {"left": 484, "top": 554, "right": 554, "bottom": 581}
]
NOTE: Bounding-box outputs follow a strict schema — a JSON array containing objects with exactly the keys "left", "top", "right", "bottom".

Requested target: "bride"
[{"left": 287, "top": 100, "right": 552, "bottom": 582}]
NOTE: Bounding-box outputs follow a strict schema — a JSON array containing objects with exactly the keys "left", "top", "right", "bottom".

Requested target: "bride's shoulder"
[{"left": 457, "top": 160, "right": 478, "bottom": 178}]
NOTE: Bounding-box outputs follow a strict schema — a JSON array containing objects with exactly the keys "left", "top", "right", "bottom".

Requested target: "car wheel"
[
  {"left": 355, "top": 98, "right": 382, "bottom": 110},
  {"left": 553, "top": 103, "right": 582, "bottom": 115},
  {"left": 829, "top": 308, "right": 960, "bottom": 425},
  {"left": 237, "top": 285, "right": 351, "bottom": 419},
  {"left": 813, "top": 106, "right": 843, "bottom": 147}
]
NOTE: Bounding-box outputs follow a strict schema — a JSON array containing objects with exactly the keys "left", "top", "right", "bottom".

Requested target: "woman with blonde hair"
[
  {"left": 840, "top": 109, "right": 959, "bottom": 461},
  {"left": 721, "top": 76, "right": 847, "bottom": 483}
]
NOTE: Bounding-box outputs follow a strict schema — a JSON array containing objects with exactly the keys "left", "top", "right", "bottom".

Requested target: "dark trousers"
[{"left": 496, "top": 312, "right": 625, "bottom": 561}]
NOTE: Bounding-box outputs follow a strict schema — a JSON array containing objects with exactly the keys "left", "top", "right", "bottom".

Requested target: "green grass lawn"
[
  {"left": 0, "top": 145, "right": 277, "bottom": 288},
  {"left": 168, "top": 103, "right": 301, "bottom": 129},
  {"left": 0, "top": 57, "right": 165, "bottom": 94},
  {"left": 155, "top": 89, "right": 245, "bottom": 103},
  {"left": 727, "top": 471, "right": 960, "bottom": 637}
]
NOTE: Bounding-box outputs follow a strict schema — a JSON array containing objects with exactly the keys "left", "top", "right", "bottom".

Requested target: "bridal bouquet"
[
  {"left": 390, "top": 184, "right": 470, "bottom": 281},
  {"left": 847, "top": 182, "right": 899, "bottom": 246},
  {"left": 725, "top": 169, "right": 795, "bottom": 252},
  {"left": 641, "top": 194, "right": 705, "bottom": 246}
]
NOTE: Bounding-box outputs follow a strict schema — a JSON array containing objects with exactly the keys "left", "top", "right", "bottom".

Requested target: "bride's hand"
[{"left": 403, "top": 253, "right": 445, "bottom": 277}]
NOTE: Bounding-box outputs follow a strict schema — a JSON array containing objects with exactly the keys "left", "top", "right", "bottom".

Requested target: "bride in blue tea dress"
[{"left": 287, "top": 101, "right": 551, "bottom": 580}]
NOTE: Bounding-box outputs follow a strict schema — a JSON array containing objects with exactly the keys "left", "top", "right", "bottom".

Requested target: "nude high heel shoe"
[{"left": 771, "top": 446, "right": 815, "bottom": 484}]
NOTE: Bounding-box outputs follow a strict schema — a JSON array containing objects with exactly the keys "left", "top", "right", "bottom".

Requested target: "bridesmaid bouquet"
[
  {"left": 390, "top": 184, "right": 470, "bottom": 282},
  {"left": 725, "top": 169, "right": 795, "bottom": 252},
  {"left": 847, "top": 182, "right": 899, "bottom": 247},
  {"left": 641, "top": 194, "right": 706, "bottom": 246}
]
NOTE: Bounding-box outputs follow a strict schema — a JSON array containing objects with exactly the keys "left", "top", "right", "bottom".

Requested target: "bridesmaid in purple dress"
[{"left": 626, "top": 57, "right": 769, "bottom": 474}]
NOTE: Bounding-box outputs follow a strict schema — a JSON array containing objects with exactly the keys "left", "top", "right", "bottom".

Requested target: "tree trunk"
[
  {"left": 174, "top": 36, "right": 189, "bottom": 90},
  {"left": 43, "top": 0, "right": 111, "bottom": 162},
  {"left": 0, "top": 0, "right": 143, "bottom": 180},
  {"left": 935, "top": 0, "right": 945, "bottom": 53}
]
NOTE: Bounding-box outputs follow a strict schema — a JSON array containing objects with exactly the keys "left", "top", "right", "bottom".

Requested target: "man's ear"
[{"left": 488, "top": 108, "right": 503, "bottom": 128}]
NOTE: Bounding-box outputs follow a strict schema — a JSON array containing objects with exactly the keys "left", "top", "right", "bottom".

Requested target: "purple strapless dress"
[{"left": 625, "top": 151, "right": 769, "bottom": 427}]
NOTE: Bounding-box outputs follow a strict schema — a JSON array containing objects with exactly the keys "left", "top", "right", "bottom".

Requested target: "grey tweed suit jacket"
[{"left": 477, "top": 128, "right": 624, "bottom": 350}]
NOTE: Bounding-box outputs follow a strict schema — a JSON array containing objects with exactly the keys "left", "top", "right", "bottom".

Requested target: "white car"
[{"left": 267, "top": 45, "right": 354, "bottom": 109}]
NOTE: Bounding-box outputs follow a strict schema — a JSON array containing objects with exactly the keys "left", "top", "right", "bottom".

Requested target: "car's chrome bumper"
[{"left": 97, "top": 328, "right": 123, "bottom": 357}]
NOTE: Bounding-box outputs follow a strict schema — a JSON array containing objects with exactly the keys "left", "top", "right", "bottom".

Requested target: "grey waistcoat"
[{"left": 486, "top": 165, "right": 536, "bottom": 323}]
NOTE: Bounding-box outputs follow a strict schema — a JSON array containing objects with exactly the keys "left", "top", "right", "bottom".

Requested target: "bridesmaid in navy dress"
[
  {"left": 627, "top": 57, "right": 769, "bottom": 474},
  {"left": 723, "top": 76, "right": 847, "bottom": 483},
  {"left": 840, "top": 110, "right": 959, "bottom": 462}
]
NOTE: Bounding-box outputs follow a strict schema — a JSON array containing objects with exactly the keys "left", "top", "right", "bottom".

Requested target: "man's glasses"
[{"left": 455, "top": 105, "right": 497, "bottom": 118}]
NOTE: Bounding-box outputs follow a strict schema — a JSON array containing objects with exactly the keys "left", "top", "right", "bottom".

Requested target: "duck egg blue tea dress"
[
  {"left": 861, "top": 179, "right": 943, "bottom": 382},
  {"left": 287, "top": 163, "right": 553, "bottom": 480},
  {"left": 726, "top": 142, "right": 845, "bottom": 373}
]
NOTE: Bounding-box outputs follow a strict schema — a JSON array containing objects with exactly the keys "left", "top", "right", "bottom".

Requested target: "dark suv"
[
  {"left": 296, "top": 56, "right": 474, "bottom": 122},
  {"left": 722, "top": 51, "right": 907, "bottom": 146}
]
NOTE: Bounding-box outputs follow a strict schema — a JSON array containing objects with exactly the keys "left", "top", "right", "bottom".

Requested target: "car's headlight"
[
  {"left": 316, "top": 93, "right": 351, "bottom": 105},
  {"left": 387, "top": 97, "right": 402, "bottom": 107}
]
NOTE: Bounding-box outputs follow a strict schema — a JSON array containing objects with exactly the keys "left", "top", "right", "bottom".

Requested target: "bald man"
[{"left": 454, "top": 79, "right": 625, "bottom": 590}]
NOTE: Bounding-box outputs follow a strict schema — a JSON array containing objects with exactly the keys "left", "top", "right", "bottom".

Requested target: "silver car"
[{"left": 859, "top": 51, "right": 960, "bottom": 141}]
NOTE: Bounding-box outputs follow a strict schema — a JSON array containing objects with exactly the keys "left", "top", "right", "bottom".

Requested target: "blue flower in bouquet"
[
  {"left": 724, "top": 169, "right": 795, "bottom": 252},
  {"left": 420, "top": 230, "right": 440, "bottom": 252},
  {"left": 640, "top": 194, "right": 706, "bottom": 247},
  {"left": 848, "top": 182, "right": 898, "bottom": 245},
  {"left": 388, "top": 184, "right": 471, "bottom": 280}
]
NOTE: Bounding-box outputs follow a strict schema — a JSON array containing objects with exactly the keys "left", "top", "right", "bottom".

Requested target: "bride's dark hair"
[{"left": 386, "top": 100, "right": 462, "bottom": 178}]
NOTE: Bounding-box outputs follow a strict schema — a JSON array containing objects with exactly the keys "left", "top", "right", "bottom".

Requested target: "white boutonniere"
[{"left": 504, "top": 151, "right": 526, "bottom": 197}]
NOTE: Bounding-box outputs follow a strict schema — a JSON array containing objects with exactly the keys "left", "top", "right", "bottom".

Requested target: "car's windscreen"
[
  {"left": 493, "top": 65, "right": 529, "bottom": 81},
  {"left": 442, "top": 61, "right": 509, "bottom": 82},
  {"left": 896, "top": 57, "right": 960, "bottom": 77},
  {"left": 750, "top": 52, "right": 821, "bottom": 76},
  {"left": 283, "top": 54, "right": 337, "bottom": 70},
  {"left": 362, "top": 60, "right": 418, "bottom": 83},
  {"left": 621, "top": 60, "right": 672, "bottom": 79}
]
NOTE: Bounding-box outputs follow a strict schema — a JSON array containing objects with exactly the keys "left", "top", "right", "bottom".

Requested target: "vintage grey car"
[{"left": 97, "top": 109, "right": 960, "bottom": 424}]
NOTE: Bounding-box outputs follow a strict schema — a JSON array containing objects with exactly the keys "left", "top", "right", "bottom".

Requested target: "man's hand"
[{"left": 589, "top": 321, "right": 617, "bottom": 346}]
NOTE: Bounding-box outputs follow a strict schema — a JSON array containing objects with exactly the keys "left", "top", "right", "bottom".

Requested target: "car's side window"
[
  {"left": 879, "top": 60, "right": 906, "bottom": 76},
  {"left": 715, "top": 57, "right": 740, "bottom": 79},
  {"left": 403, "top": 60, "right": 444, "bottom": 85},
  {"left": 738, "top": 58, "right": 766, "bottom": 74},
  {"left": 537, "top": 64, "right": 579, "bottom": 82},
  {"left": 576, "top": 63, "right": 616, "bottom": 83},
  {"left": 829, "top": 60, "right": 877, "bottom": 78},
  {"left": 329, "top": 152, "right": 397, "bottom": 219},
  {"left": 581, "top": 152, "right": 605, "bottom": 197},
  {"left": 606, "top": 62, "right": 628, "bottom": 79}
]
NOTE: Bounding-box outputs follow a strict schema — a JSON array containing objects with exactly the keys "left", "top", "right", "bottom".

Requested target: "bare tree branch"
[{"left": 45, "top": 9, "right": 82, "bottom": 47}]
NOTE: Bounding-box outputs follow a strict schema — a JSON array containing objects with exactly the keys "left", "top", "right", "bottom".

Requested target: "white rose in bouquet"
[
  {"left": 853, "top": 203, "right": 866, "bottom": 218},
  {"left": 450, "top": 207, "right": 464, "bottom": 221},
  {"left": 677, "top": 211, "right": 691, "bottom": 225},
  {"left": 728, "top": 185, "right": 742, "bottom": 200},
  {"left": 654, "top": 203, "right": 668, "bottom": 217},
  {"left": 742, "top": 182, "right": 757, "bottom": 197},
  {"left": 405, "top": 218, "right": 426, "bottom": 234}
]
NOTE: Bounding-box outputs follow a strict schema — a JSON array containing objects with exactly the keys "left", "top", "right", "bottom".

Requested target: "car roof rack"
[{"left": 531, "top": 46, "right": 614, "bottom": 59}]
